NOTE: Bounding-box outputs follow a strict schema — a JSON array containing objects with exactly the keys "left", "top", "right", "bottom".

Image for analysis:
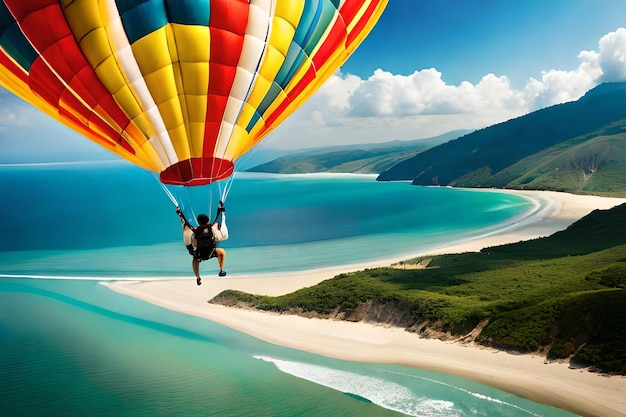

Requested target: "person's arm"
[
  {"left": 176, "top": 207, "right": 192, "bottom": 228},
  {"left": 212, "top": 201, "right": 225, "bottom": 224}
]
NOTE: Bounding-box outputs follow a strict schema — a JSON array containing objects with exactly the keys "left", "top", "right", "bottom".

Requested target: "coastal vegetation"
[{"left": 212, "top": 203, "right": 626, "bottom": 374}]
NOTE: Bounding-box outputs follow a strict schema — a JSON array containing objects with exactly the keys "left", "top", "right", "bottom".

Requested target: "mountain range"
[
  {"left": 249, "top": 82, "right": 626, "bottom": 196},
  {"left": 246, "top": 130, "right": 471, "bottom": 175},
  {"left": 377, "top": 82, "right": 626, "bottom": 196}
]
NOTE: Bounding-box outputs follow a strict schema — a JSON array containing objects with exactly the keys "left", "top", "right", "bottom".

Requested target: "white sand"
[{"left": 106, "top": 190, "right": 626, "bottom": 417}]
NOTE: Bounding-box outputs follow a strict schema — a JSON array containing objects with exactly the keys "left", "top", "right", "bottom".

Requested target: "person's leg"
[
  {"left": 216, "top": 248, "right": 226, "bottom": 276},
  {"left": 182, "top": 225, "right": 192, "bottom": 244},
  {"left": 183, "top": 226, "right": 194, "bottom": 255},
  {"left": 192, "top": 259, "right": 201, "bottom": 285}
]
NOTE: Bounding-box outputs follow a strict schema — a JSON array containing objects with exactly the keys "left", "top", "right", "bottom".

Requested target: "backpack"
[{"left": 194, "top": 225, "right": 214, "bottom": 249}]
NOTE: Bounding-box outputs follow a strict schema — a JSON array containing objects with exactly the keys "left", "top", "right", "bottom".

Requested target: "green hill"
[
  {"left": 211, "top": 203, "right": 626, "bottom": 374},
  {"left": 246, "top": 130, "right": 470, "bottom": 174},
  {"left": 377, "top": 82, "right": 626, "bottom": 196},
  {"left": 473, "top": 121, "right": 626, "bottom": 195}
]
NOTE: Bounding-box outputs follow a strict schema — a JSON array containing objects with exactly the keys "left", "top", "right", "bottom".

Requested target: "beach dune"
[{"left": 107, "top": 190, "right": 626, "bottom": 417}]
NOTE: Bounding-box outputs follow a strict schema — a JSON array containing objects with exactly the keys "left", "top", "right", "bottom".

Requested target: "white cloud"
[
  {"left": 597, "top": 27, "right": 626, "bottom": 82},
  {"left": 0, "top": 92, "right": 37, "bottom": 127},
  {"left": 267, "top": 28, "right": 625, "bottom": 150},
  {"left": 0, "top": 92, "right": 107, "bottom": 161}
]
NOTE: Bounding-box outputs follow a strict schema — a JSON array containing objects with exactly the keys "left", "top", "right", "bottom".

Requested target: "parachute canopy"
[{"left": 0, "top": 0, "right": 387, "bottom": 186}]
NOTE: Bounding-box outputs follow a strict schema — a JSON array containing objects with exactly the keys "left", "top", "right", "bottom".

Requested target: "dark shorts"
[{"left": 194, "top": 247, "right": 216, "bottom": 261}]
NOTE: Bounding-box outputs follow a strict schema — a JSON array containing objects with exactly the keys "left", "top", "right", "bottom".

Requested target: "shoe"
[
  {"left": 218, "top": 270, "right": 227, "bottom": 277},
  {"left": 196, "top": 277, "right": 202, "bottom": 286},
  {"left": 186, "top": 244, "right": 195, "bottom": 256}
]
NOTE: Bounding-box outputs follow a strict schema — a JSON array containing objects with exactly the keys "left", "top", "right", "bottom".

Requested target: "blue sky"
[
  {"left": 345, "top": 0, "right": 626, "bottom": 87},
  {"left": 269, "top": 0, "right": 626, "bottom": 149},
  {"left": 3, "top": 0, "right": 626, "bottom": 161}
]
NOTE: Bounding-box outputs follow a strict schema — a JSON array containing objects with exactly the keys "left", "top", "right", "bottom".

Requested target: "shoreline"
[{"left": 106, "top": 189, "right": 626, "bottom": 417}]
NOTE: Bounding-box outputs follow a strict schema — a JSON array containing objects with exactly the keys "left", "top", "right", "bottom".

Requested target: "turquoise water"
[
  {"left": 0, "top": 162, "right": 577, "bottom": 416},
  {"left": 0, "top": 279, "right": 576, "bottom": 417},
  {"left": 0, "top": 161, "right": 536, "bottom": 276}
]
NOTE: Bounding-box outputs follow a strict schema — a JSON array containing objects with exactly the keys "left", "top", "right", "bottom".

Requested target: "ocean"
[{"left": 0, "top": 161, "right": 577, "bottom": 416}]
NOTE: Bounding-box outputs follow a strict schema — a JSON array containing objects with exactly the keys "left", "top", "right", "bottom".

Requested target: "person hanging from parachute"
[
  {"left": 0, "top": 1, "right": 388, "bottom": 285},
  {"left": 176, "top": 201, "right": 228, "bottom": 285}
]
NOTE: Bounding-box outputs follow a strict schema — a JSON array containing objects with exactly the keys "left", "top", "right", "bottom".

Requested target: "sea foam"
[{"left": 254, "top": 355, "right": 457, "bottom": 417}]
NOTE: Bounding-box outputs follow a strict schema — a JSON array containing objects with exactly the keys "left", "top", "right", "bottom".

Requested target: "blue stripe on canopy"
[
  {"left": 165, "top": 0, "right": 210, "bottom": 25},
  {"left": 0, "top": 2, "right": 38, "bottom": 71},
  {"left": 117, "top": 0, "right": 169, "bottom": 43}
]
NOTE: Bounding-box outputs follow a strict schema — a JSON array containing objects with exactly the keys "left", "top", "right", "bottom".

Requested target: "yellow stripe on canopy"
[
  {"left": 169, "top": 23, "right": 210, "bottom": 159},
  {"left": 132, "top": 27, "right": 189, "bottom": 160}
]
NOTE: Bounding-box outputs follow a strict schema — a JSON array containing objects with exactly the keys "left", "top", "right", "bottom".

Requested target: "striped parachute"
[{"left": 0, "top": 0, "right": 387, "bottom": 186}]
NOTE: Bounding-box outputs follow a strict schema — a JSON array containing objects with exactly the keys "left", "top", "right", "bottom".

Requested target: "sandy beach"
[{"left": 107, "top": 190, "right": 626, "bottom": 417}]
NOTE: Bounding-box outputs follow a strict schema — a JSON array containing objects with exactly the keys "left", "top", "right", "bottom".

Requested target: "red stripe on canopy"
[
  {"left": 4, "top": 0, "right": 135, "bottom": 153},
  {"left": 203, "top": 0, "right": 249, "bottom": 161}
]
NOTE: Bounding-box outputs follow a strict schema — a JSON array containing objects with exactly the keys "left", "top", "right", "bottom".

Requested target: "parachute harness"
[
  {"left": 152, "top": 171, "right": 233, "bottom": 223},
  {"left": 159, "top": 181, "right": 179, "bottom": 207}
]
